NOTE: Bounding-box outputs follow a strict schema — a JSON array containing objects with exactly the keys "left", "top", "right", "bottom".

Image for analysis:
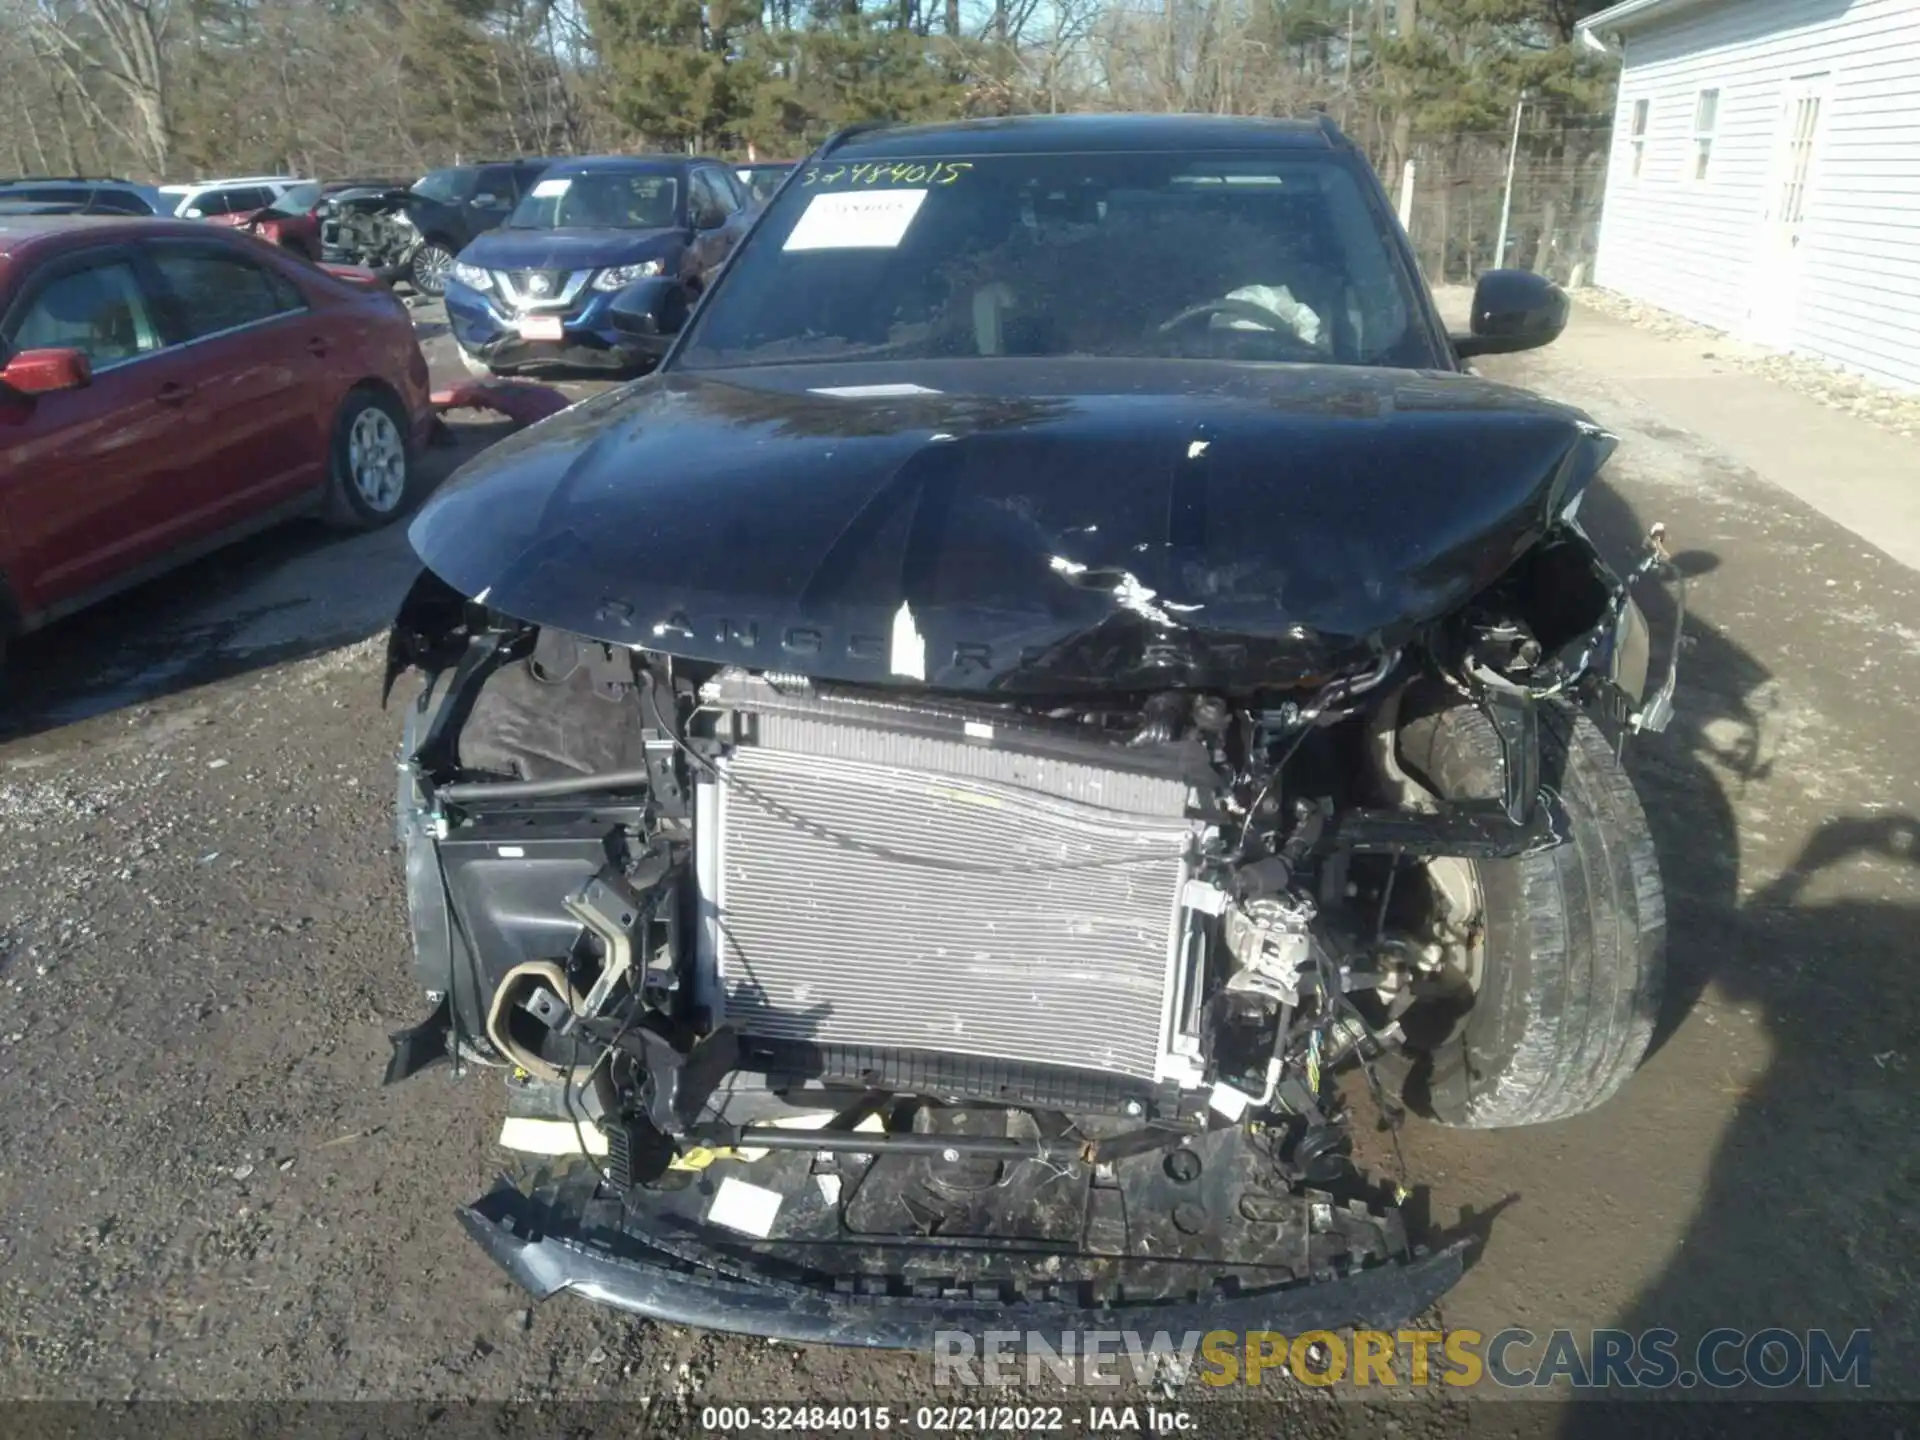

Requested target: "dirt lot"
[{"left": 1, "top": 300, "right": 1914, "bottom": 1422}]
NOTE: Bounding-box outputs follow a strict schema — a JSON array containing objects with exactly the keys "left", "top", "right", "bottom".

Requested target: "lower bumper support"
[{"left": 458, "top": 1182, "right": 1466, "bottom": 1350}]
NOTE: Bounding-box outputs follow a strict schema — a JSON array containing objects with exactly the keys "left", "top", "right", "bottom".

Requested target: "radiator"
[{"left": 693, "top": 713, "right": 1199, "bottom": 1084}]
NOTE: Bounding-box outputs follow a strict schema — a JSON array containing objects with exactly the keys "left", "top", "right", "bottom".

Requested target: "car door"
[
  {"left": 182, "top": 188, "right": 235, "bottom": 220},
  {"left": 137, "top": 236, "right": 328, "bottom": 538},
  {"left": 0, "top": 248, "right": 201, "bottom": 615},
  {"left": 711, "top": 166, "right": 756, "bottom": 259},
  {"left": 462, "top": 164, "right": 523, "bottom": 248},
  {"left": 685, "top": 168, "right": 743, "bottom": 285}
]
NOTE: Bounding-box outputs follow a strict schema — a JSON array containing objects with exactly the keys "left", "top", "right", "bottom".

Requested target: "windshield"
[
  {"left": 678, "top": 151, "right": 1436, "bottom": 371},
  {"left": 412, "top": 167, "right": 477, "bottom": 205},
  {"left": 506, "top": 170, "right": 679, "bottom": 230},
  {"left": 266, "top": 182, "right": 320, "bottom": 216}
]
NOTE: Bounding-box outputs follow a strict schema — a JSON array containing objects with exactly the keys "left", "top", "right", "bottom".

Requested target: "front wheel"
[
  {"left": 322, "top": 387, "right": 416, "bottom": 530},
  {"left": 410, "top": 241, "right": 454, "bottom": 296},
  {"left": 1392, "top": 698, "right": 1666, "bottom": 1127}
]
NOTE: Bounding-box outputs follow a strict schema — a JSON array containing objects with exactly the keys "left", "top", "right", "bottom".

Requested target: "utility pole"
[{"left": 1494, "top": 88, "right": 1532, "bottom": 269}]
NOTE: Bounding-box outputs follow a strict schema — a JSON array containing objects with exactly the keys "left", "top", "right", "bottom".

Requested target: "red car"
[
  {"left": 221, "top": 181, "right": 327, "bottom": 261},
  {"left": 0, "top": 215, "right": 434, "bottom": 665}
]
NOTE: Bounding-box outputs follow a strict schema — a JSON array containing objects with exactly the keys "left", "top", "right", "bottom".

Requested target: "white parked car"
[{"left": 159, "top": 176, "right": 305, "bottom": 220}]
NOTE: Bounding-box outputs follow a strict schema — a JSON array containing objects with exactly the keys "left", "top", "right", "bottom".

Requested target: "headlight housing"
[
  {"left": 450, "top": 261, "right": 491, "bottom": 291},
  {"left": 592, "top": 259, "right": 665, "bottom": 291}
]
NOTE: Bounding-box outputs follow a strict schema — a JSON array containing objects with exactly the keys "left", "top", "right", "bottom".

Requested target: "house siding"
[{"left": 1591, "top": 0, "right": 1920, "bottom": 390}]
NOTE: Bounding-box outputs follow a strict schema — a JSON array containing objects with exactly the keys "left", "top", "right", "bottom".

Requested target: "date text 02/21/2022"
[{"left": 697, "top": 1404, "right": 1192, "bottom": 1432}]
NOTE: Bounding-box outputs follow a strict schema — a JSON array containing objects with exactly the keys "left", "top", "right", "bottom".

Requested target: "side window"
[
  {"left": 716, "top": 168, "right": 749, "bottom": 210},
  {"left": 702, "top": 168, "right": 742, "bottom": 214},
  {"left": 232, "top": 187, "right": 274, "bottom": 213},
  {"left": 150, "top": 246, "right": 308, "bottom": 338},
  {"left": 513, "top": 164, "right": 550, "bottom": 200},
  {"left": 5, "top": 261, "right": 164, "bottom": 368},
  {"left": 476, "top": 166, "right": 517, "bottom": 205},
  {"left": 689, "top": 170, "right": 724, "bottom": 224}
]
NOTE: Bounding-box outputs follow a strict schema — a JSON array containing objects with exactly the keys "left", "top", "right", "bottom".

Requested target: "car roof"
[
  {"left": 541, "top": 154, "right": 715, "bottom": 173},
  {"left": 0, "top": 177, "right": 148, "bottom": 191},
  {"left": 825, "top": 113, "right": 1340, "bottom": 159},
  {"left": 0, "top": 179, "right": 166, "bottom": 214},
  {"left": 170, "top": 175, "right": 298, "bottom": 186},
  {"left": 0, "top": 214, "right": 249, "bottom": 263},
  {"left": 426, "top": 158, "right": 554, "bottom": 171}
]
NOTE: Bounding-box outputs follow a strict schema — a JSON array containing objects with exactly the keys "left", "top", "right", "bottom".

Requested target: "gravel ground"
[{"left": 0, "top": 303, "right": 1913, "bottom": 1429}]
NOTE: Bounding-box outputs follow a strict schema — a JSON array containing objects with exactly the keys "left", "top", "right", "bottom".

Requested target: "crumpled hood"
[
  {"left": 409, "top": 358, "right": 1614, "bottom": 693},
  {"left": 458, "top": 226, "right": 680, "bottom": 271}
]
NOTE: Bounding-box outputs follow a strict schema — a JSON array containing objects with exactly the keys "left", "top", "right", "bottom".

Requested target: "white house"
[{"left": 1577, "top": 0, "right": 1920, "bottom": 390}]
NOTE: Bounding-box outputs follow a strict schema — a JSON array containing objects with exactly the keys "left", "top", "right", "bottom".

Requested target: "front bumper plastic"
[
  {"left": 460, "top": 1181, "right": 1466, "bottom": 1349},
  {"left": 444, "top": 282, "right": 644, "bottom": 375}
]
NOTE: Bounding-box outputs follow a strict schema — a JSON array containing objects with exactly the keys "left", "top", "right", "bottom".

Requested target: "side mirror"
[
  {"left": 607, "top": 276, "right": 693, "bottom": 358},
  {"left": 1452, "top": 269, "right": 1570, "bottom": 359},
  {"left": 1, "top": 347, "right": 92, "bottom": 395},
  {"left": 184, "top": 207, "right": 204, "bottom": 218}
]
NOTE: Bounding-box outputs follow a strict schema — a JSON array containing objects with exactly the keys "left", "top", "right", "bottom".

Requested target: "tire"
[
  {"left": 410, "top": 241, "right": 455, "bottom": 297},
  {"left": 323, "top": 387, "right": 416, "bottom": 530},
  {"left": 1394, "top": 697, "right": 1666, "bottom": 1127}
]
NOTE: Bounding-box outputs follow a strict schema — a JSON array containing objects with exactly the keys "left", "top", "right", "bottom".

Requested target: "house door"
[{"left": 1745, "top": 74, "right": 1829, "bottom": 349}]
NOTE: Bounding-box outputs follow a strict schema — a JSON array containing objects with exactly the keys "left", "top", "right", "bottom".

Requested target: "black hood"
[{"left": 408, "top": 359, "right": 1613, "bottom": 694}]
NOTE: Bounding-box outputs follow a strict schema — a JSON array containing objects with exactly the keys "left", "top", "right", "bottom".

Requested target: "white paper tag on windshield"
[
  {"left": 784, "top": 189, "right": 927, "bottom": 251},
  {"left": 530, "top": 177, "right": 571, "bottom": 198},
  {"left": 808, "top": 383, "right": 942, "bottom": 398}
]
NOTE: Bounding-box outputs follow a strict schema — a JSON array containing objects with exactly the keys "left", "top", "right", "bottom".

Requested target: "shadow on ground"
[{"left": 1548, "top": 483, "right": 1918, "bottom": 1425}]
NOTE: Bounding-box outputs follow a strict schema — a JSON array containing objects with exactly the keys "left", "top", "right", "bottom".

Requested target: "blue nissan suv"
[{"left": 444, "top": 155, "right": 755, "bottom": 376}]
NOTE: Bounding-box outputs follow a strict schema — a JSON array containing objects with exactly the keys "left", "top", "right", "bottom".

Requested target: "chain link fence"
[{"left": 1389, "top": 121, "right": 1615, "bottom": 288}]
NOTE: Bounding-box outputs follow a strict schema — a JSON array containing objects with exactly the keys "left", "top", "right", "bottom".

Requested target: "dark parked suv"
[
  {"left": 0, "top": 177, "right": 165, "bottom": 216},
  {"left": 386, "top": 113, "right": 1679, "bottom": 1345},
  {"left": 443, "top": 154, "right": 754, "bottom": 376},
  {"left": 400, "top": 160, "right": 558, "bottom": 295}
]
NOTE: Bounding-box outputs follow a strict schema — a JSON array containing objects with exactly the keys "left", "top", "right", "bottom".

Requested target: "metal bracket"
[
  {"left": 1327, "top": 793, "right": 1564, "bottom": 859},
  {"left": 564, "top": 860, "right": 673, "bottom": 1020},
  {"left": 609, "top": 1024, "right": 740, "bottom": 1138},
  {"left": 383, "top": 995, "right": 454, "bottom": 1085},
  {"left": 1629, "top": 524, "right": 1683, "bottom": 735},
  {"left": 1479, "top": 687, "right": 1539, "bottom": 824}
]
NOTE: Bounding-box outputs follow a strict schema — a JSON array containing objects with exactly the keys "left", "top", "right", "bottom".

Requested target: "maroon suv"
[{"left": 0, "top": 215, "right": 434, "bottom": 666}]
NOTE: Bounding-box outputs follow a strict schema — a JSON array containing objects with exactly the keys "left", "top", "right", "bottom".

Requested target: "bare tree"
[{"left": 32, "top": 0, "right": 174, "bottom": 175}]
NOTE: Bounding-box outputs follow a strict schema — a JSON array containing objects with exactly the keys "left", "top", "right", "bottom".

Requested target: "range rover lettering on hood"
[{"left": 408, "top": 358, "right": 1615, "bottom": 693}]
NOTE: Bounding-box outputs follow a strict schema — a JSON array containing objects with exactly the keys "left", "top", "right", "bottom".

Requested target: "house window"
[
  {"left": 1693, "top": 88, "right": 1720, "bottom": 182},
  {"left": 1629, "top": 98, "right": 1651, "bottom": 180}
]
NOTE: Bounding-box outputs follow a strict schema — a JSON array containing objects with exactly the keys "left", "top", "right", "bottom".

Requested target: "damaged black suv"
[{"left": 382, "top": 113, "right": 1679, "bottom": 1345}]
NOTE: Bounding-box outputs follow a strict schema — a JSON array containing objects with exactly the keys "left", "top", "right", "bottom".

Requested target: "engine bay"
[{"left": 384, "top": 519, "right": 1675, "bottom": 1317}]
